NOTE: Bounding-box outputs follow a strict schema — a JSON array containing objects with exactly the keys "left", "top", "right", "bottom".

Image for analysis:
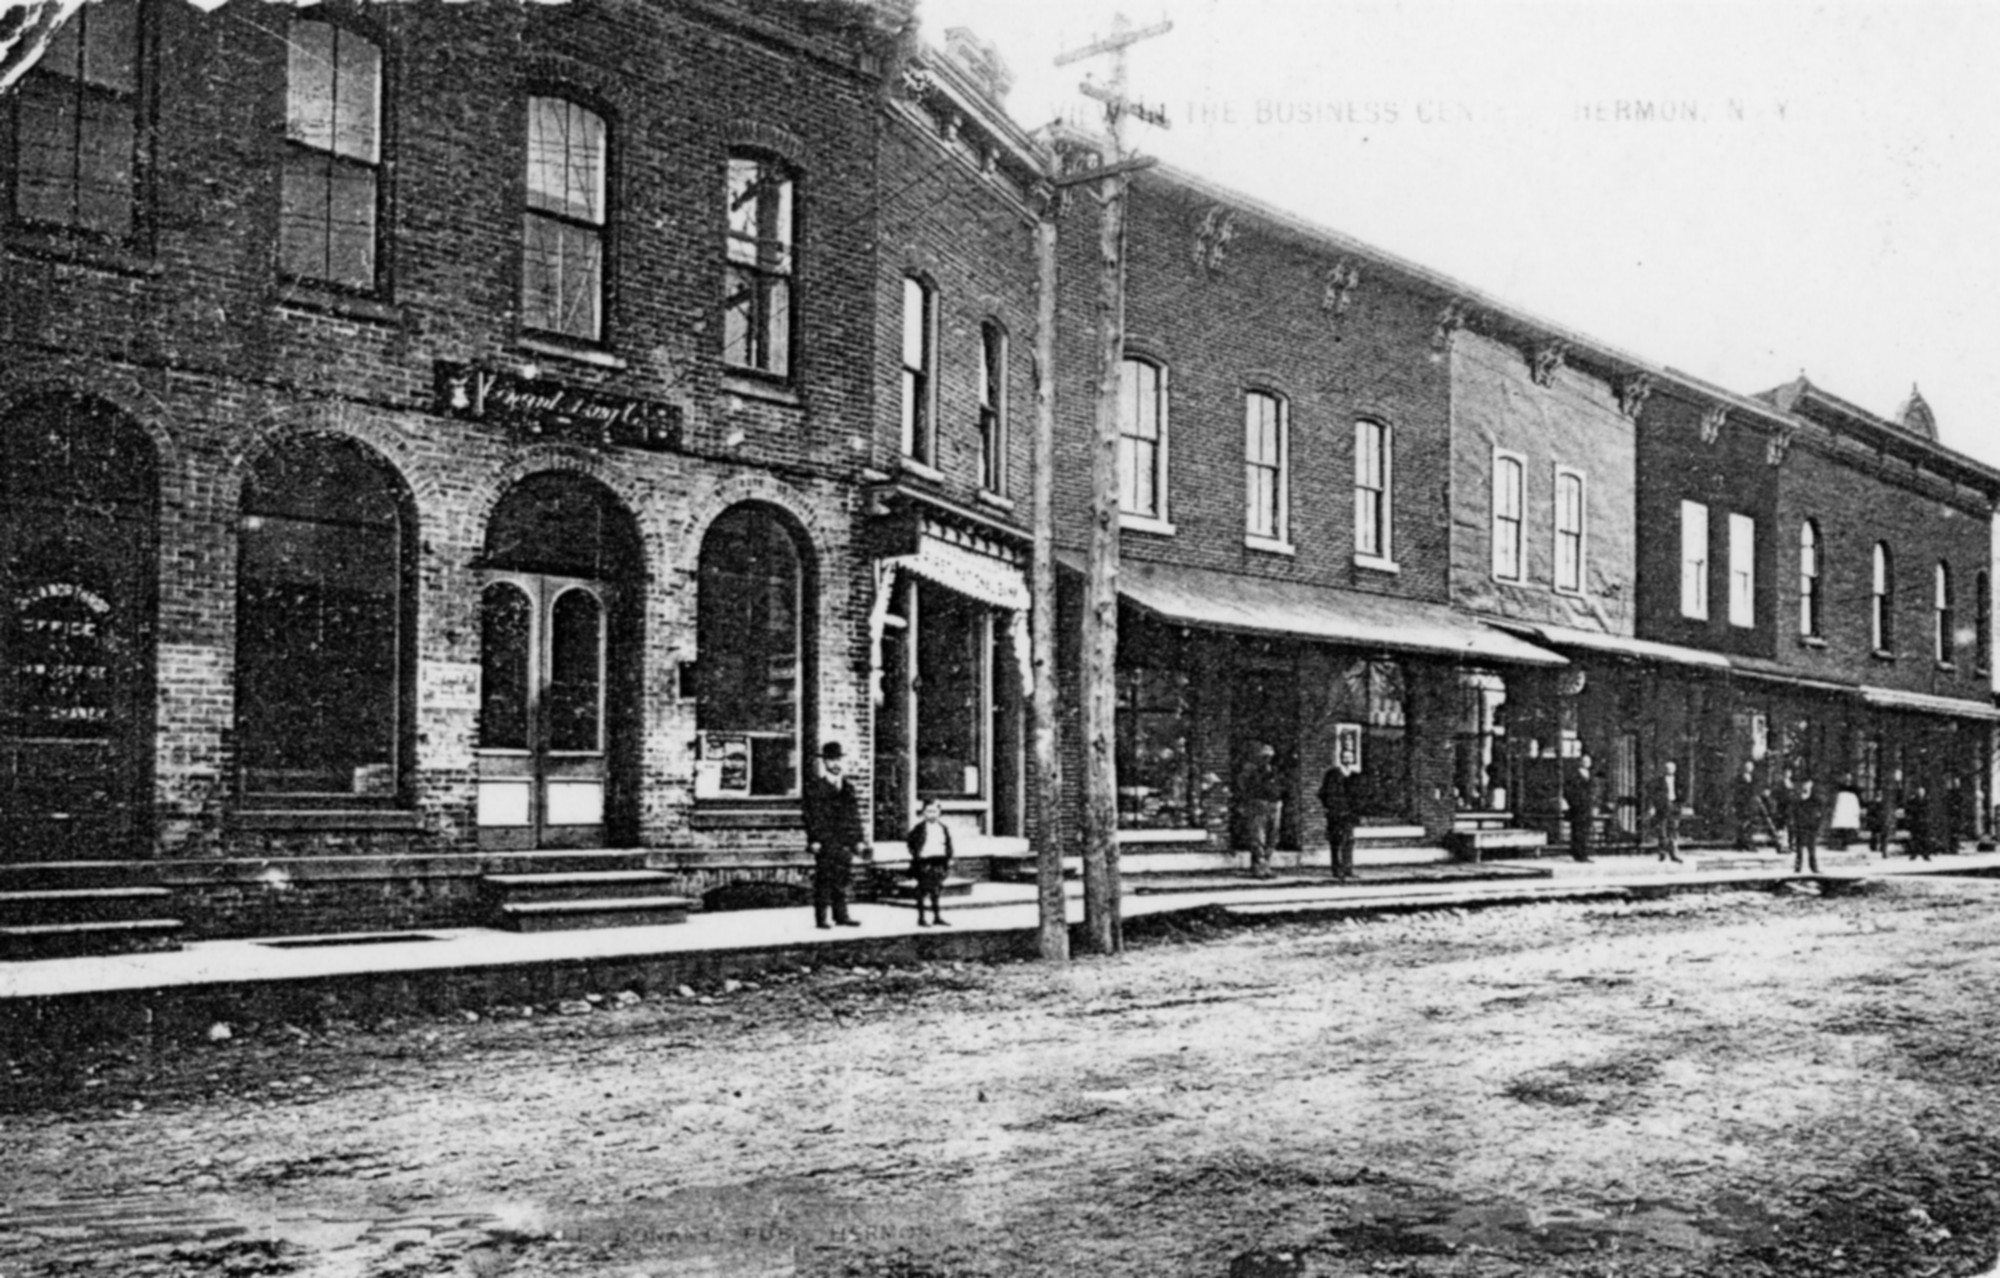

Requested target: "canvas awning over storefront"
[
  {"left": 1492, "top": 621, "right": 1731, "bottom": 671},
  {"left": 1728, "top": 655, "right": 1858, "bottom": 697},
  {"left": 1064, "top": 554, "right": 1566, "bottom": 667},
  {"left": 871, "top": 523, "right": 1032, "bottom": 704},
  {"left": 1859, "top": 685, "right": 2000, "bottom": 722}
]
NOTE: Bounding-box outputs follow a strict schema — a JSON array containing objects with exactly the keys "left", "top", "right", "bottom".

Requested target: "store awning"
[
  {"left": 890, "top": 533, "right": 1029, "bottom": 612},
  {"left": 1068, "top": 554, "right": 1566, "bottom": 667},
  {"left": 1728, "top": 656, "right": 1858, "bottom": 697},
  {"left": 1859, "top": 685, "right": 2000, "bottom": 722},
  {"left": 1493, "top": 621, "right": 1731, "bottom": 671}
]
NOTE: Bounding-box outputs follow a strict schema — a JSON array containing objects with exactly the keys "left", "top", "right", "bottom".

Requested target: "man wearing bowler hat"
[{"left": 802, "top": 741, "right": 866, "bottom": 929}]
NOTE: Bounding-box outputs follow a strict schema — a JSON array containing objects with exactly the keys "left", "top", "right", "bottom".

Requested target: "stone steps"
[
  {"left": 0, "top": 918, "right": 185, "bottom": 961},
  {"left": 0, "top": 863, "right": 183, "bottom": 961},
  {"left": 481, "top": 870, "right": 692, "bottom": 933}
]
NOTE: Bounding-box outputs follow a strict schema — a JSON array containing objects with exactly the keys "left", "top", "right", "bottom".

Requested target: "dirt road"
[{"left": 8, "top": 877, "right": 2000, "bottom": 1276}]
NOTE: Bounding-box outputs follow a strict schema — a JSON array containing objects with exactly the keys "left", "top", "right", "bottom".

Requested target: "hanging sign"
[{"left": 433, "top": 362, "right": 681, "bottom": 452}]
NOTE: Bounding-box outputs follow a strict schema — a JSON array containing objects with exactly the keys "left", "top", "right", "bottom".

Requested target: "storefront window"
[
  {"left": 696, "top": 506, "right": 802, "bottom": 798},
  {"left": 1117, "top": 664, "right": 1197, "bottom": 829},
  {"left": 915, "top": 582, "right": 986, "bottom": 799},
  {"left": 237, "top": 437, "right": 407, "bottom": 798}
]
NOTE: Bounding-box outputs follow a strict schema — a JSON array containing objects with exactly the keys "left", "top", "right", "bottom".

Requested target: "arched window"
[
  {"left": 696, "top": 506, "right": 804, "bottom": 799},
  {"left": 1119, "top": 357, "right": 1167, "bottom": 522},
  {"left": 725, "top": 152, "right": 797, "bottom": 377},
  {"left": 1935, "top": 561, "right": 1954, "bottom": 666},
  {"left": 1871, "top": 542, "right": 1893, "bottom": 653},
  {"left": 238, "top": 437, "right": 410, "bottom": 798},
  {"left": 1244, "top": 390, "right": 1286, "bottom": 543},
  {"left": 899, "top": 276, "right": 936, "bottom": 463},
  {"left": 1798, "top": 521, "right": 1821, "bottom": 638},
  {"left": 1491, "top": 452, "right": 1524, "bottom": 581},
  {"left": 1356, "top": 420, "right": 1392, "bottom": 563}
]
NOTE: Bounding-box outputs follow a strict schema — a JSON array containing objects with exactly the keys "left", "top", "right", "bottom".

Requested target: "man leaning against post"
[{"left": 802, "top": 741, "right": 866, "bottom": 929}]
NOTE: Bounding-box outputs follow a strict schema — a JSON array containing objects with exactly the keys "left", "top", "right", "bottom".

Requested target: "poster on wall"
[
  {"left": 1334, "top": 722, "right": 1363, "bottom": 775},
  {"left": 695, "top": 733, "right": 751, "bottom": 799}
]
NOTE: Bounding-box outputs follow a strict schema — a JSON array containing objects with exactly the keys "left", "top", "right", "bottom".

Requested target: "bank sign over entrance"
[{"left": 432, "top": 362, "right": 682, "bottom": 453}]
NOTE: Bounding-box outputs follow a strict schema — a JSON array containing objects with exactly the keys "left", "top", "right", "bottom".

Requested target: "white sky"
[{"left": 915, "top": 0, "right": 2000, "bottom": 468}]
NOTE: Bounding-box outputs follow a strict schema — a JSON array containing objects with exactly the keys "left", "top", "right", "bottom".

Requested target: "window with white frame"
[
  {"left": 1728, "top": 512, "right": 1755, "bottom": 627},
  {"left": 282, "top": 19, "right": 383, "bottom": 292},
  {"left": 978, "top": 320, "right": 1007, "bottom": 493},
  {"left": 1936, "top": 561, "right": 1954, "bottom": 665},
  {"left": 1355, "top": 420, "right": 1391, "bottom": 561},
  {"left": 1119, "top": 358, "right": 1166, "bottom": 520},
  {"left": 1680, "top": 500, "right": 1709, "bottom": 620},
  {"left": 899, "top": 276, "right": 935, "bottom": 463},
  {"left": 1799, "top": 520, "right": 1821, "bottom": 638},
  {"left": 1872, "top": 542, "right": 1894, "bottom": 651},
  {"left": 1245, "top": 391, "right": 1286, "bottom": 542},
  {"left": 1492, "top": 453, "right": 1524, "bottom": 580},
  {"left": 1554, "top": 469, "right": 1585, "bottom": 593},
  {"left": 522, "top": 95, "right": 606, "bottom": 341}
]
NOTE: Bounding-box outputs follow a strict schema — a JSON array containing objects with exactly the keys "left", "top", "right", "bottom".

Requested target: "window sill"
[
  {"left": 899, "top": 456, "right": 945, "bottom": 483},
  {"left": 276, "top": 281, "right": 403, "bottom": 325},
  {"left": 1553, "top": 584, "right": 1587, "bottom": 599},
  {"left": 1871, "top": 649, "right": 1897, "bottom": 662},
  {"left": 1120, "top": 512, "right": 1177, "bottom": 537},
  {"left": 4, "top": 229, "right": 163, "bottom": 278},
  {"left": 1936, "top": 661, "right": 1957, "bottom": 674},
  {"left": 721, "top": 371, "right": 802, "bottom": 408},
  {"left": 1245, "top": 534, "right": 1296, "bottom": 556},
  {"left": 976, "top": 490, "right": 1015, "bottom": 512},
  {"left": 1115, "top": 828, "right": 1209, "bottom": 844},
  {"left": 1798, "top": 635, "right": 1829, "bottom": 649},
  {"left": 516, "top": 334, "right": 628, "bottom": 370},
  {"left": 1356, "top": 554, "right": 1400, "bottom": 574},
  {"left": 229, "top": 808, "right": 425, "bottom": 833}
]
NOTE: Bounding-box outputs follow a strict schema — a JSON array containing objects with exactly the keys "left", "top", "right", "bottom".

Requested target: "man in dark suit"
[
  {"left": 1647, "top": 760, "right": 1686, "bottom": 864},
  {"left": 1318, "top": 753, "right": 1360, "bottom": 880},
  {"left": 1729, "top": 760, "right": 1766, "bottom": 852},
  {"left": 802, "top": 741, "right": 866, "bottom": 929},
  {"left": 1564, "top": 754, "right": 1599, "bottom": 863},
  {"left": 1789, "top": 776, "right": 1828, "bottom": 874}
]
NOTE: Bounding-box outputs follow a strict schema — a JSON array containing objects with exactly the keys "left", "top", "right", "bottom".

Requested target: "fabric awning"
[
  {"left": 1859, "top": 685, "right": 2000, "bottom": 722},
  {"left": 1728, "top": 656, "right": 1858, "bottom": 696},
  {"left": 1493, "top": 621, "right": 1731, "bottom": 671},
  {"left": 889, "top": 534, "right": 1029, "bottom": 612},
  {"left": 1067, "top": 554, "right": 1565, "bottom": 667}
]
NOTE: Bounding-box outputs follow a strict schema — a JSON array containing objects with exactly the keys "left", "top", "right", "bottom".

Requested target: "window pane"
[
  {"left": 1681, "top": 502, "right": 1708, "bottom": 618},
  {"left": 901, "top": 277, "right": 928, "bottom": 368},
  {"left": 331, "top": 31, "right": 381, "bottom": 163},
  {"left": 326, "top": 162, "right": 378, "bottom": 288},
  {"left": 81, "top": 4, "right": 138, "bottom": 92},
  {"left": 697, "top": 508, "right": 801, "bottom": 796},
  {"left": 526, "top": 97, "right": 604, "bottom": 223},
  {"left": 479, "top": 584, "right": 532, "bottom": 751},
  {"left": 547, "top": 590, "right": 603, "bottom": 753},
  {"left": 1729, "top": 512, "right": 1754, "bottom": 626},
  {"left": 73, "top": 97, "right": 135, "bottom": 237},
  {"left": 521, "top": 213, "right": 601, "bottom": 339},
  {"left": 286, "top": 21, "right": 338, "bottom": 151}
]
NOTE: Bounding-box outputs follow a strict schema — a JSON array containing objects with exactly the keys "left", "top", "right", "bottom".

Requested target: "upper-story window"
[
  {"left": 1355, "top": 420, "right": 1392, "bottom": 564},
  {"left": 1978, "top": 570, "right": 1991, "bottom": 674},
  {"left": 1491, "top": 452, "right": 1524, "bottom": 581},
  {"left": 282, "top": 19, "right": 383, "bottom": 293},
  {"left": 1935, "top": 561, "right": 1954, "bottom": 666},
  {"left": 8, "top": 2, "right": 142, "bottom": 239},
  {"left": 1554, "top": 468, "right": 1585, "bottom": 594},
  {"left": 979, "top": 320, "right": 1007, "bottom": 494},
  {"left": 1871, "top": 542, "right": 1894, "bottom": 653},
  {"left": 522, "top": 96, "right": 607, "bottom": 342},
  {"left": 1119, "top": 358, "right": 1167, "bottom": 522},
  {"left": 724, "top": 153, "right": 795, "bottom": 377},
  {"left": 1799, "top": 520, "right": 1822, "bottom": 638},
  {"left": 1728, "top": 513, "right": 1755, "bottom": 628},
  {"left": 1245, "top": 391, "right": 1287, "bottom": 543},
  {"left": 1680, "top": 500, "right": 1709, "bottom": 620},
  {"left": 899, "top": 276, "right": 935, "bottom": 463}
]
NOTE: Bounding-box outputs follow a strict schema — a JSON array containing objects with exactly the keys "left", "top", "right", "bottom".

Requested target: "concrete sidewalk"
[{"left": 5, "top": 848, "right": 1998, "bottom": 1028}]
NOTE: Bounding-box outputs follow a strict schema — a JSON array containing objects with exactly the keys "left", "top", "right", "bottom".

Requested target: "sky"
[{"left": 914, "top": 0, "right": 2000, "bottom": 469}]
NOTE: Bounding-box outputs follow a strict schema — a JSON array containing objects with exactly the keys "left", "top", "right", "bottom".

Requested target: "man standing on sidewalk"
[
  {"left": 1789, "top": 775, "right": 1828, "bottom": 874},
  {"left": 1563, "top": 753, "right": 1599, "bottom": 863},
  {"left": 1237, "top": 742, "right": 1285, "bottom": 880},
  {"left": 1730, "top": 760, "right": 1767, "bottom": 852},
  {"left": 1318, "top": 747, "right": 1360, "bottom": 881},
  {"left": 1647, "top": 760, "right": 1686, "bottom": 863},
  {"left": 802, "top": 741, "right": 866, "bottom": 929}
]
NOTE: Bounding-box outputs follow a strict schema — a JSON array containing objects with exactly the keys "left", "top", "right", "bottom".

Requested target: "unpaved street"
[{"left": 9, "top": 878, "right": 2000, "bottom": 1276}]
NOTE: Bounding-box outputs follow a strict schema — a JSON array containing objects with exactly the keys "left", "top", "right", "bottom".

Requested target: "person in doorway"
[
  {"left": 1318, "top": 752, "right": 1360, "bottom": 881},
  {"left": 905, "top": 798, "right": 955, "bottom": 926},
  {"left": 1646, "top": 760, "right": 1687, "bottom": 864},
  {"left": 802, "top": 741, "right": 867, "bottom": 929},
  {"left": 1237, "top": 742, "right": 1285, "bottom": 879},
  {"left": 1563, "top": 753, "right": 1599, "bottom": 863},
  {"left": 1871, "top": 769, "right": 1904, "bottom": 857},
  {"left": 1906, "top": 782, "right": 1935, "bottom": 861},
  {"left": 1828, "top": 775, "right": 1864, "bottom": 849},
  {"left": 1789, "top": 775, "right": 1828, "bottom": 874},
  {"left": 1730, "top": 761, "right": 1770, "bottom": 852}
]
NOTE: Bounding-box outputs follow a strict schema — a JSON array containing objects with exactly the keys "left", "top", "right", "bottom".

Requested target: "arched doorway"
[
  {"left": 1, "top": 394, "right": 158, "bottom": 860},
  {"left": 476, "top": 473, "right": 642, "bottom": 849}
]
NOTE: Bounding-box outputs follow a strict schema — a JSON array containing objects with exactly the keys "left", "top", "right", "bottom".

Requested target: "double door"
[{"left": 476, "top": 573, "right": 615, "bottom": 849}]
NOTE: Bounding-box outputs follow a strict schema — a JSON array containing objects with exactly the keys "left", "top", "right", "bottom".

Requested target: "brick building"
[{"left": 2, "top": 0, "right": 910, "bottom": 937}]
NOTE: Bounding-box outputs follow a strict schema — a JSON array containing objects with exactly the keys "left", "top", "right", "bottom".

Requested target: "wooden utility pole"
[
  {"left": 1054, "top": 13, "right": 1171, "bottom": 957},
  {"left": 1029, "top": 203, "right": 1069, "bottom": 964}
]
